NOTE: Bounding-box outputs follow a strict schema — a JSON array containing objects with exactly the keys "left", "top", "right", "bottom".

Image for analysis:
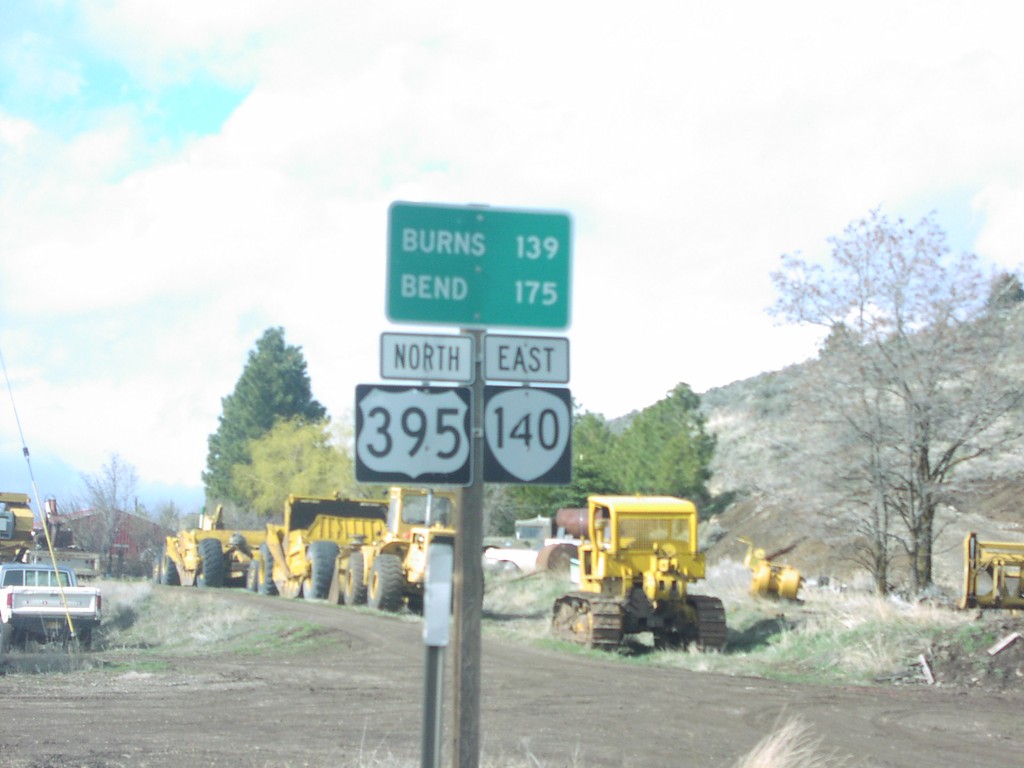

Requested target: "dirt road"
[{"left": 1, "top": 588, "right": 1021, "bottom": 767}]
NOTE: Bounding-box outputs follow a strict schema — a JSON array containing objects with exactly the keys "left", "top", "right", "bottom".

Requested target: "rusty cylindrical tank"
[{"left": 554, "top": 507, "right": 587, "bottom": 538}]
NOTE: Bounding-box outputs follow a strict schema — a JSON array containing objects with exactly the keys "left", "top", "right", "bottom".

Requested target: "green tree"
[
  {"left": 612, "top": 383, "right": 716, "bottom": 506},
  {"left": 497, "top": 410, "right": 619, "bottom": 530},
  {"left": 987, "top": 271, "right": 1024, "bottom": 312},
  {"left": 203, "top": 327, "right": 326, "bottom": 505},
  {"left": 772, "top": 208, "right": 1024, "bottom": 592},
  {"left": 231, "top": 418, "right": 358, "bottom": 518}
]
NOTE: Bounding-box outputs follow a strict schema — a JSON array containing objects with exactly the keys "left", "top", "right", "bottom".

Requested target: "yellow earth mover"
[
  {"left": 256, "top": 495, "right": 388, "bottom": 600},
  {"left": 340, "top": 487, "right": 456, "bottom": 613},
  {"left": 3, "top": 493, "right": 102, "bottom": 577},
  {"left": 157, "top": 505, "right": 263, "bottom": 588},
  {"left": 738, "top": 537, "right": 803, "bottom": 601},
  {"left": 959, "top": 532, "right": 1024, "bottom": 610},
  {"left": 552, "top": 495, "right": 727, "bottom": 651},
  {"left": 0, "top": 492, "right": 36, "bottom": 564}
]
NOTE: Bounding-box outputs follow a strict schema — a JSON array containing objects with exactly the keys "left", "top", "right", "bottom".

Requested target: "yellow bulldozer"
[
  {"left": 340, "top": 487, "right": 456, "bottom": 613},
  {"left": 551, "top": 495, "right": 727, "bottom": 651},
  {"left": 157, "top": 505, "right": 263, "bottom": 588},
  {"left": 738, "top": 537, "right": 803, "bottom": 601},
  {"left": 959, "top": 532, "right": 1024, "bottom": 610},
  {"left": 254, "top": 494, "right": 389, "bottom": 600}
]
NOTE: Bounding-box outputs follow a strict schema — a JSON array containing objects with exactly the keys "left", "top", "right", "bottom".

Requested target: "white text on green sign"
[{"left": 387, "top": 201, "right": 572, "bottom": 329}]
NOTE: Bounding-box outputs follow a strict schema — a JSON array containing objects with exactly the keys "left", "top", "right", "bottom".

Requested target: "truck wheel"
[
  {"left": 76, "top": 626, "right": 93, "bottom": 650},
  {"left": 343, "top": 551, "right": 367, "bottom": 605},
  {"left": 304, "top": 541, "right": 339, "bottom": 601},
  {"left": 1, "top": 622, "right": 13, "bottom": 654},
  {"left": 259, "top": 544, "right": 278, "bottom": 596},
  {"left": 368, "top": 553, "right": 404, "bottom": 612},
  {"left": 197, "top": 539, "right": 226, "bottom": 588},
  {"left": 161, "top": 555, "right": 180, "bottom": 586}
]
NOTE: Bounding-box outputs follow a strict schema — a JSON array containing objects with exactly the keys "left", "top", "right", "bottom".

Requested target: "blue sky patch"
[{"left": 0, "top": 4, "right": 248, "bottom": 147}]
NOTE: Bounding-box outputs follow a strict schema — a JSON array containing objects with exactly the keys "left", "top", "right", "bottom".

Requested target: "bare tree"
[
  {"left": 772, "top": 208, "right": 1024, "bottom": 592},
  {"left": 79, "top": 453, "right": 138, "bottom": 574}
]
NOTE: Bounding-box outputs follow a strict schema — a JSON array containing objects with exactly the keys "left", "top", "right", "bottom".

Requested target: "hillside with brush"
[{"left": 699, "top": 339, "right": 1024, "bottom": 593}]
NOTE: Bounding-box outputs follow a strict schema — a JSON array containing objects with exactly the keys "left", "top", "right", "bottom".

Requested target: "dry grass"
[
  {"left": 733, "top": 718, "right": 847, "bottom": 768},
  {"left": 97, "top": 579, "right": 263, "bottom": 651}
]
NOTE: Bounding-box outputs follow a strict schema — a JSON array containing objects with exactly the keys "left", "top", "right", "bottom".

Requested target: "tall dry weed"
[{"left": 733, "top": 718, "right": 847, "bottom": 768}]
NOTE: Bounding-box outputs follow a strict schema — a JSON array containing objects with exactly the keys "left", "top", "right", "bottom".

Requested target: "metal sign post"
[
  {"left": 374, "top": 201, "right": 573, "bottom": 768},
  {"left": 451, "top": 328, "right": 485, "bottom": 768},
  {"left": 421, "top": 539, "right": 453, "bottom": 768}
]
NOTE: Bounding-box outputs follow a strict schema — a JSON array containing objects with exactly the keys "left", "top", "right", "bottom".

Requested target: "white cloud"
[{"left": 2, "top": 1, "right": 1022, "bottom": 501}]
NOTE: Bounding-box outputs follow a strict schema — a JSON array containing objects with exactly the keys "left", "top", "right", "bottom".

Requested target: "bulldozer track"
[
  {"left": 690, "top": 594, "right": 727, "bottom": 651},
  {"left": 552, "top": 593, "right": 624, "bottom": 650}
]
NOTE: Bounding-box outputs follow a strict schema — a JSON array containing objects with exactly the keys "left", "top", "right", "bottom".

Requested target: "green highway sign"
[{"left": 387, "top": 201, "right": 572, "bottom": 329}]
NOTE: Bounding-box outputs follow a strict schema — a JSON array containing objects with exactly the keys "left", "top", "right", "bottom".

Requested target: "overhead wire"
[{"left": 1, "top": 344, "right": 81, "bottom": 644}]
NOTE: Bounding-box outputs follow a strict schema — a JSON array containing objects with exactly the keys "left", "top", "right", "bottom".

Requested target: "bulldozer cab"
[
  {"left": 580, "top": 496, "right": 703, "bottom": 595},
  {"left": 387, "top": 488, "right": 454, "bottom": 536},
  {"left": 587, "top": 496, "right": 697, "bottom": 556}
]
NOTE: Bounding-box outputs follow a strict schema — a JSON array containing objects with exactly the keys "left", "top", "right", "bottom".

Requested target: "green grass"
[
  {"left": 94, "top": 580, "right": 326, "bottom": 658},
  {"left": 482, "top": 560, "right": 982, "bottom": 687}
]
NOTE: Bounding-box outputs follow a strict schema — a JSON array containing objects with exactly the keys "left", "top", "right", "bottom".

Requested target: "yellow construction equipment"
[
  {"left": 551, "top": 495, "right": 727, "bottom": 651},
  {"left": 341, "top": 487, "right": 456, "bottom": 612},
  {"left": 257, "top": 495, "right": 388, "bottom": 600},
  {"left": 959, "top": 532, "right": 1024, "bottom": 610},
  {"left": 2, "top": 493, "right": 102, "bottom": 577},
  {"left": 157, "top": 505, "right": 263, "bottom": 588},
  {"left": 739, "top": 537, "right": 803, "bottom": 601},
  {"left": 0, "top": 492, "right": 36, "bottom": 564}
]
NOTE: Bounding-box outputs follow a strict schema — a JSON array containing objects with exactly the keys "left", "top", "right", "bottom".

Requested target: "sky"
[{"left": 1, "top": 2, "right": 1022, "bottom": 513}]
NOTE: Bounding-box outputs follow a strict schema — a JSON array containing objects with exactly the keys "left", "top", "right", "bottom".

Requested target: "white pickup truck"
[{"left": 0, "top": 563, "right": 102, "bottom": 650}]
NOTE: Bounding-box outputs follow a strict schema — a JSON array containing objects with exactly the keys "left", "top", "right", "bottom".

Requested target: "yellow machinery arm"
[
  {"left": 960, "top": 532, "right": 1024, "bottom": 610},
  {"left": 738, "top": 537, "right": 802, "bottom": 602}
]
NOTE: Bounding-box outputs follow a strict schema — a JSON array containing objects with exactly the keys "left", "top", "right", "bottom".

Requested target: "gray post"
[
  {"left": 451, "top": 328, "right": 484, "bottom": 768},
  {"left": 422, "top": 645, "right": 445, "bottom": 767}
]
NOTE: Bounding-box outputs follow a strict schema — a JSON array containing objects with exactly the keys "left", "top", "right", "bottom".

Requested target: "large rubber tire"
[
  {"left": 0, "top": 622, "right": 13, "bottom": 654},
  {"left": 304, "top": 541, "right": 339, "bottom": 601},
  {"left": 368, "top": 553, "right": 404, "bottom": 612},
  {"left": 160, "top": 555, "right": 180, "bottom": 586},
  {"left": 343, "top": 551, "right": 367, "bottom": 606},
  {"left": 259, "top": 543, "right": 278, "bottom": 596},
  {"left": 197, "top": 538, "right": 226, "bottom": 588}
]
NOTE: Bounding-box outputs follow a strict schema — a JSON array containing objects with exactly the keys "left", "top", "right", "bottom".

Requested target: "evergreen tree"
[
  {"left": 500, "top": 409, "right": 619, "bottom": 525},
  {"left": 612, "top": 383, "right": 715, "bottom": 506},
  {"left": 203, "top": 327, "right": 326, "bottom": 504},
  {"left": 987, "top": 271, "right": 1024, "bottom": 311}
]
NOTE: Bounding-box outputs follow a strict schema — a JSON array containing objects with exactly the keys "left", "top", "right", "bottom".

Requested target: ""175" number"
[{"left": 514, "top": 280, "right": 558, "bottom": 306}]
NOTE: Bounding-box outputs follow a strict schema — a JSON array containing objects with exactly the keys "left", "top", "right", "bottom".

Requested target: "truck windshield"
[{"left": 2, "top": 569, "right": 72, "bottom": 587}]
